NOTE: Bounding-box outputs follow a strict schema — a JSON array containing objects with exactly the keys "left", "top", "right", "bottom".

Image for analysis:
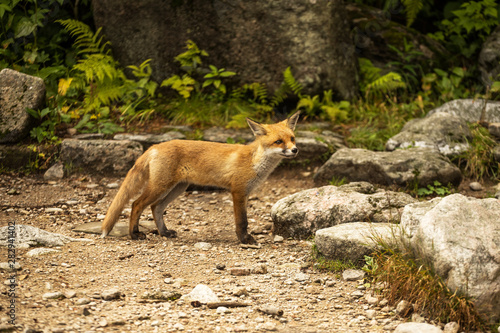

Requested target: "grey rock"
[
  {"left": 0, "top": 262, "right": 21, "bottom": 271},
  {"left": 92, "top": 0, "right": 357, "bottom": 99},
  {"left": 60, "top": 139, "right": 143, "bottom": 176},
  {"left": 193, "top": 242, "right": 212, "bottom": 251},
  {"left": 26, "top": 248, "right": 61, "bottom": 257},
  {"left": 182, "top": 284, "right": 220, "bottom": 304},
  {"left": 394, "top": 323, "right": 443, "bottom": 333},
  {"left": 386, "top": 112, "right": 471, "bottom": 157},
  {"left": 443, "top": 322, "right": 460, "bottom": 333},
  {"left": 427, "top": 99, "right": 500, "bottom": 123},
  {"left": 401, "top": 194, "right": 500, "bottom": 322},
  {"left": 314, "top": 148, "right": 462, "bottom": 188},
  {"left": 469, "top": 182, "right": 483, "bottom": 191},
  {"left": 395, "top": 300, "right": 411, "bottom": 315},
  {"left": 489, "top": 123, "right": 500, "bottom": 139},
  {"left": 0, "top": 68, "right": 45, "bottom": 143},
  {"left": 113, "top": 132, "right": 185, "bottom": 149},
  {"left": 0, "top": 225, "right": 90, "bottom": 248},
  {"left": 479, "top": 25, "right": 500, "bottom": 87},
  {"left": 295, "top": 137, "right": 329, "bottom": 161},
  {"left": 493, "top": 145, "right": 500, "bottom": 163},
  {"left": 271, "top": 182, "right": 415, "bottom": 239},
  {"left": 101, "top": 288, "right": 121, "bottom": 300},
  {"left": 342, "top": 269, "right": 365, "bottom": 281},
  {"left": 315, "top": 222, "right": 401, "bottom": 263},
  {"left": 75, "top": 297, "right": 91, "bottom": 305},
  {"left": 44, "top": 162, "right": 64, "bottom": 180},
  {"left": 202, "top": 127, "right": 254, "bottom": 143},
  {"left": 42, "top": 291, "right": 65, "bottom": 300}
]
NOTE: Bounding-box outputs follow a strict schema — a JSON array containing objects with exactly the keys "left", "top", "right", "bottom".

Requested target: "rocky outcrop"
[
  {"left": 386, "top": 112, "right": 471, "bottom": 157},
  {"left": 479, "top": 25, "right": 500, "bottom": 87},
  {"left": 313, "top": 148, "right": 462, "bottom": 187},
  {"left": 91, "top": 0, "right": 358, "bottom": 99},
  {"left": 271, "top": 182, "right": 415, "bottom": 239},
  {"left": 0, "top": 68, "right": 45, "bottom": 143},
  {"left": 401, "top": 194, "right": 500, "bottom": 323},
  {"left": 347, "top": 3, "right": 448, "bottom": 71},
  {"left": 60, "top": 139, "right": 143, "bottom": 175},
  {"left": 427, "top": 99, "right": 500, "bottom": 123}
]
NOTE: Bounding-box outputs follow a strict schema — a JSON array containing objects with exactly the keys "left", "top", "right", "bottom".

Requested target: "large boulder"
[
  {"left": 386, "top": 112, "right": 472, "bottom": 157},
  {"left": 313, "top": 148, "right": 462, "bottom": 187},
  {"left": 271, "top": 182, "right": 415, "bottom": 239},
  {"left": 479, "top": 25, "right": 500, "bottom": 87},
  {"left": 427, "top": 99, "right": 500, "bottom": 123},
  {"left": 60, "top": 139, "right": 143, "bottom": 175},
  {"left": 0, "top": 68, "right": 45, "bottom": 143},
  {"left": 315, "top": 222, "right": 400, "bottom": 264},
  {"left": 91, "top": 0, "right": 358, "bottom": 99},
  {"left": 401, "top": 194, "right": 500, "bottom": 323},
  {"left": 347, "top": 3, "right": 448, "bottom": 71}
]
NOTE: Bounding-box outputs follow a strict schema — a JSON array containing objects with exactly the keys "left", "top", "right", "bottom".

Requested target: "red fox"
[{"left": 101, "top": 111, "right": 300, "bottom": 244}]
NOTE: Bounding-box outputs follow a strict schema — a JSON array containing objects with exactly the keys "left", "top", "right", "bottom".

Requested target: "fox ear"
[
  {"left": 286, "top": 111, "right": 300, "bottom": 131},
  {"left": 247, "top": 118, "right": 267, "bottom": 136}
]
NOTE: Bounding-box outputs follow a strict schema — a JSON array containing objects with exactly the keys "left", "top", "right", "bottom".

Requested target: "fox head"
[{"left": 246, "top": 111, "right": 300, "bottom": 159}]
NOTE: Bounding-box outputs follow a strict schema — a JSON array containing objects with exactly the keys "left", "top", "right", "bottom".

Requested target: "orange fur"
[{"left": 101, "top": 111, "right": 300, "bottom": 243}]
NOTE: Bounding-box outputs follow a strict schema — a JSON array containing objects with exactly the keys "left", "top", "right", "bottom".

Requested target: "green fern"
[
  {"left": 283, "top": 66, "right": 303, "bottom": 96},
  {"left": 365, "top": 72, "right": 406, "bottom": 96},
  {"left": 58, "top": 19, "right": 110, "bottom": 55},
  {"left": 270, "top": 67, "right": 303, "bottom": 106},
  {"left": 402, "top": 0, "right": 424, "bottom": 27}
]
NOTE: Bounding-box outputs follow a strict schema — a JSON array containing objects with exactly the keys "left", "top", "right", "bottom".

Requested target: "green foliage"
[
  {"left": 401, "top": 0, "right": 424, "bottom": 26},
  {"left": 387, "top": 39, "right": 424, "bottom": 93},
  {"left": 421, "top": 67, "right": 469, "bottom": 103},
  {"left": 297, "top": 91, "right": 350, "bottom": 122},
  {"left": 454, "top": 123, "right": 499, "bottom": 181},
  {"left": 329, "top": 176, "right": 348, "bottom": 186},
  {"left": 202, "top": 65, "right": 237, "bottom": 95},
  {"left": 359, "top": 58, "right": 406, "bottom": 98},
  {"left": 162, "top": 74, "right": 196, "bottom": 99},
  {"left": 174, "top": 39, "right": 208, "bottom": 75},
  {"left": 417, "top": 181, "right": 452, "bottom": 197},
  {"left": 367, "top": 240, "right": 486, "bottom": 330},
  {"left": 431, "top": 0, "right": 499, "bottom": 59},
  {"left": 26, "top": 107, "right": 70, "bottom": 143},
  {"left": 270, "top": 66, "right": 303, "bottom": 107},
  {"left": 311, "top": 242, "right": 358, "bottom": 272}
]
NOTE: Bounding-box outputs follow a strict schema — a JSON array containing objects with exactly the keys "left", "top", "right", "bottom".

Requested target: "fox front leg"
[{"left": 231, "top": 191, "right": 256, "bottom": 244}]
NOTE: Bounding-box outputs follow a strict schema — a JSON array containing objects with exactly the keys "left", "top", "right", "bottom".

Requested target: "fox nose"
[{"left": 291, "top": 147, "right": 298, "bottom": 154}]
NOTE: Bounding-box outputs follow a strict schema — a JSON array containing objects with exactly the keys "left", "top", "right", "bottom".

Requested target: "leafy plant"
[
  {"left": 359, "top": 58, "right": 406, "bottom": 98},
  {"left": 417, "top": 180, "right": 452, "bottom": 197},
  {"left": 202, "top": 65, "right": 236, "bottom": 95},
  {"left": 26, "top": 107, "right": 70, "bottom": 143},
  {"left": 387, "top": 38, "right": 424, "bottom": 92},
  {"left": 430, "top": 0, "right": 498, "bottom": 59},
  {"left": 421, "top": 67, "right": 468, "bottom": 103}
]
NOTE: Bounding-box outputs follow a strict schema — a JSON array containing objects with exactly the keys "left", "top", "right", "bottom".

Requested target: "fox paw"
[
  {"left": 160, "top": 229, "right": 177, "bottom": 238},
  {"left": 240, "top": 234, "right": 257, "bottom": 245},
  {"left": 130, "top": 231, "right": 146, "bottom": 240}
]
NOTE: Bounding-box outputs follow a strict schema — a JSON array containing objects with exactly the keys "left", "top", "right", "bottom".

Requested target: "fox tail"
[{"left": 101, "top": 157, "right": 148, "bottom": 238}]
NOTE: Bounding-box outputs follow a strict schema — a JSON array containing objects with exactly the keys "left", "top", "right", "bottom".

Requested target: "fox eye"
[
  {"left": 275, "top": 139, "right": 283, "bottom": 145},
  {"left": 291, "top": 137, "right": 295, "bottom": 143}
]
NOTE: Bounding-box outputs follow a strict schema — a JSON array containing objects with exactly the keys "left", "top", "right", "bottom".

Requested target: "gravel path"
[{"left": 0, "top": 170, "right": 405, "bottom": 332}]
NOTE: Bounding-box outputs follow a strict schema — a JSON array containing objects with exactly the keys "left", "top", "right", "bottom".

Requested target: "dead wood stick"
[{"left": 206, "top": 301, "right": 252, "bottom": 309}]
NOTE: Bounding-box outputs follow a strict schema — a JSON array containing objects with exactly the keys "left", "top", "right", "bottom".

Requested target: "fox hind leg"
[
  {"left": 151, "top": 182, "right": 188, "bottom": 238},
  {"left": 129, "top": 182, "right": 177, "bottom": 240}
]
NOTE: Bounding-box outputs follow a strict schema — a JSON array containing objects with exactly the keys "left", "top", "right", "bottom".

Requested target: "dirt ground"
[{"left": 0, "top": 167, "right": 493, "bottom": 333}]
